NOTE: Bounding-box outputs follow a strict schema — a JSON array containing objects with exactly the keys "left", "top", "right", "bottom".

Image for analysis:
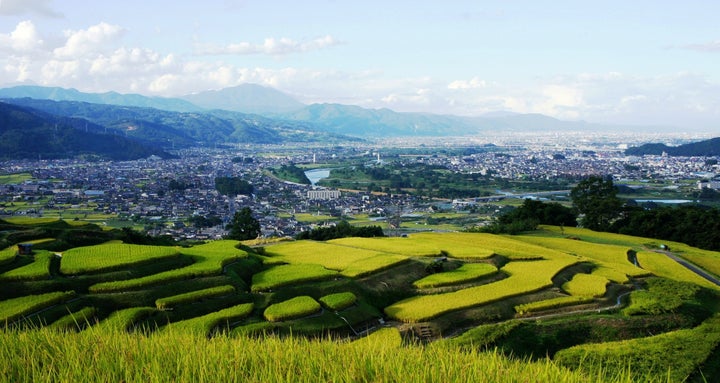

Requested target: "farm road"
[{"left": 656, "top": 250, "right": 720, "bottom": 287}]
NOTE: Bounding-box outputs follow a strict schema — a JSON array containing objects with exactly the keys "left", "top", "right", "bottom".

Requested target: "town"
[{"left": 1, "top": 136, "right": 718, "bottom": 241}]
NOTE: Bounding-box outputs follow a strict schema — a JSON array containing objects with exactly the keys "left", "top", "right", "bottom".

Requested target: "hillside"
[
  {"left": 0, "top": 98, "right": 355, "bottom": 147},
  {"left": 0, "top": 102, "right": 172, "bottom": 160},
  {"left": 625, "top": 137, "right": 720, "bottom": 156},
  {"left": 1, "top": 220, "right": 720, "bottom": 381}
]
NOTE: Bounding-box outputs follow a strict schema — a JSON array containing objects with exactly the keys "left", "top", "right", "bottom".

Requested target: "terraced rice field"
[
  {"left": 562, "top": 273, "right": 609, "bottom": 297},
  {"left": 635, "top": 251, "right": 720, "bottom": 290},
  {"left": 264, "top": 296, "right": 322, "bottom": 322},
  {"left": 413, "top": 263, "right": 498, "bottom": 288},
  {"left": 60, "top": 243, "right": 180, "bottom": 274},
  {"left": 0, "top": 250, "right": 54, "bottom": 281},
  {"left": 251, "top": 264, "right": 338, "bottom": 292},
  {"left": 385, "top": 255, "right": 578, "bottom": 322},
  {"left": 515, "top": 235, "right": 649, "bottom": 278},
  {"left": 166, "top": 303, "right": 254, "bottom": 334},
  {"left": 88, "top": 240, "right": 247, "bottom": 292}
]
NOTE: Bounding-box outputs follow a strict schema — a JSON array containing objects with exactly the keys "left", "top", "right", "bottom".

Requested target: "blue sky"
[{"left": 1, "top": 0, "right": 719, "bottom": 132}]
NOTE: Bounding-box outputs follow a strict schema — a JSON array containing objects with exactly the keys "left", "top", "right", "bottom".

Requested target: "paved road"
[{"left": 655, "top": 250, "right": 720, "bottom": 286}]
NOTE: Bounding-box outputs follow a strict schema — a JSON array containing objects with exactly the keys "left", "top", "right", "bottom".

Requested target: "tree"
[
  {"left": 570, "top": 176, "right": 623, "bottom": 231},
  {"left": 226, "top": 208, "right": 260, "bottom": 240},
  {"left": 215, "top": 177, "right": 253, "bottom": 196}
]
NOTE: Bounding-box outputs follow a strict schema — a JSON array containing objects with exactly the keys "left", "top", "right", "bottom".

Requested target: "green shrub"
[{"left": 623, "top": 277, "right": 702, "bottom": 316}]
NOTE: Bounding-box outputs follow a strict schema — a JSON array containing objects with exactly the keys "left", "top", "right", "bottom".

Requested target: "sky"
[{"left": 1, "top": 0, "right": 719, "bottom": 132}]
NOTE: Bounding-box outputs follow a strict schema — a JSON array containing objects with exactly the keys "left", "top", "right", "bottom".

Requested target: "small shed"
[{"left": 17, "top": 243, "right": 33, "bottom": 256}]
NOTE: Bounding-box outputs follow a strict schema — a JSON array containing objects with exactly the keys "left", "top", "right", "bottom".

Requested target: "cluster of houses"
[{"left": 1, "top": 144, "right": 718, "bottom": 240}]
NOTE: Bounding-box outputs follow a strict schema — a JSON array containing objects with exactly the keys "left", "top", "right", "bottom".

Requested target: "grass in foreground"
[
  {"left": 554, "top": 314, "right": 720, "bottom": 382},
  {"left": 0, "top": 326, "right": 634, "bottom": 383}
]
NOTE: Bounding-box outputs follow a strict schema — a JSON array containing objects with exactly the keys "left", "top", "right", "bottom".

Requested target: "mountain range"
[
  {"left": 0, "top": 102, "right": 173, "bottom": 160},
  {"left": 2, "top": 84, "right": 671, "bottom": 138},
  {"left": 0, "top": 84, "right": 714, "bottom": 160}
]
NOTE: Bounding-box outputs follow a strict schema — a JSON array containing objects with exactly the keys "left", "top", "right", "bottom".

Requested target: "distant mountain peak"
[{"left": 180, "top": 83, "right": 305, "bottom": 115}]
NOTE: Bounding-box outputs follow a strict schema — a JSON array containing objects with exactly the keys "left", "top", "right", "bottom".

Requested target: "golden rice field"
[
  {"left": 635, "top": 251, "right": 720, "bottom": 291},
  {"left": 0, "top": 326, "right": 619, "bottom": 383},
  {"left": 385, "top": 255, "right": 578, "bottom": 322},
  {"left": 331, "top": 233, "right": 497, "bottom": 259},
  {"left": 251, "top": 263, "right": 338, "bottom": 292},
  {"left": 514, "top": 235, "right": 649, "bottom": 278},
  {"left": 264, "top": 240, "right": 388, "bottom": 270},
  {"left": 413, "top": 263, "right": 498, "bottom": 289},
  {"left": 562, "top": 273, "right": 609, "bottom": 297}
]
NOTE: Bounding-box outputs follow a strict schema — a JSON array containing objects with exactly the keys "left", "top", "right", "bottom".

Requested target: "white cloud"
[
  {"left": 0, "top": 0, "right": 62, "bottom": 17},
  {"left": 0, "top": 20, "right": 44, "bottom": 52},
  {"left": 447, "top": 77, "right": 487, "bottom": 89},
  {"left": 195, "top": 35, "right": 342, "bottom": 56},
  {"left": 0, "top": 19, "right": 719, "bottom": 131},
  {"left": 54, "top": 22, "right": 125, "bottom": 58}
]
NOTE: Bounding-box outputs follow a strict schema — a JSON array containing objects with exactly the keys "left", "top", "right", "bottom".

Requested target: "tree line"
[{"left": 476, "top": 175, "right": 720, "bottom": 251}]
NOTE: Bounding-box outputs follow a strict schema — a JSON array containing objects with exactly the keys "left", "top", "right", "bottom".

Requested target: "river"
[{"left": 304, "top": 169, "right": 331, "bottom": 185}]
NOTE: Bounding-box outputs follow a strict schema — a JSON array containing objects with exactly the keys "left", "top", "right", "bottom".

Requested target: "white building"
[
  {"left": 698, "top": 180, "right": 720, "bottom": 190},
  {"left": 308, "top": 189, "right": 341, "bottom": 200}
]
